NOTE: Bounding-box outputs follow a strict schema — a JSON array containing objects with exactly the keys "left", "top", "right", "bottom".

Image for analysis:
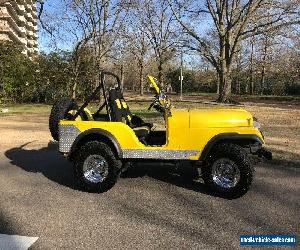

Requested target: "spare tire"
[{"left": 49, "top": 97, "right": 78, "bottom": 141}]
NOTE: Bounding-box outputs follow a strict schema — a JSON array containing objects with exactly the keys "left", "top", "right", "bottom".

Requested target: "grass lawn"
[
  {"left": 1, "top": 103, "right": 52, "bottom": 115},
  {"left": 0, "top": 102, "right": 163, "bottom": 121}
]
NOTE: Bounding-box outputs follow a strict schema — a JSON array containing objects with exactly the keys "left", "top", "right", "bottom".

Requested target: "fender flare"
[
  {"left": 199, "top": 133, "right": 263, "bottom": 161},
  {"left": 70, "top": 128, "right": 122, "bottom": 158}
]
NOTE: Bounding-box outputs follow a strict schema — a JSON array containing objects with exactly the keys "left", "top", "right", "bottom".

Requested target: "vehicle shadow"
[
  {"left": 4, "top": 142, "right": 220, "bottom": 197},
  {"left": 7, "top": 142, "right": 288, "bottom": 199},
  {"left": 121, "top": 155, "right": 300, "bottom": 198},
  {"left": 121, "top": 162, "right": 221, "bottom": 198},
  {"left": 4, "top": 142, "right": 76, "bottom": 190},
  {"left": 0, "top": 210, "right": 14, "bottom": 235}
]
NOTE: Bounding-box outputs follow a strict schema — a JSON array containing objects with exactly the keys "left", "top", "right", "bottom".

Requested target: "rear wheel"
[
  {"left": 74, "top": 141, "right": 122, "bottom": 193},
  {"left": 202, "top": 143, "right": 253, "bottom": 198}
]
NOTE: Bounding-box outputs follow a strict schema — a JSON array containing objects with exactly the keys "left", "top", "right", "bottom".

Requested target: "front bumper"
[
  {"left": 257, "top": 147, "right": 273, "bottom": 160},
  {"left": 250, "top": 143, "right": 272, "bottom": 160}
]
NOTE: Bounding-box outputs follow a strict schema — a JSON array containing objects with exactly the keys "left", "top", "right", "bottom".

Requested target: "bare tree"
[
  {"left": 168, "top": 0, "right": 300, "bottom": 102},
  {"left": 71, "top": 35, "right": 94, "bottom": 98},
  {"left": 128, "top": 27, "right": 148, "bottom": 95},
  {"left": 233, "top": 47, "right": 243, "bottom": 94},
  {"left": 137, "top": 0, "right": 179, "bottom": 86},
  {"left": 49, "top": 0, "right": 130, "bottom": 97},
  {"left": 259, "top": 33, "right": 270, "bottom": 95},
  {"left": 125, "top": 3, "right": 150, "bottom": 95},
  {"left": 248, "top": 35, "right": 256, "bottom": 95}
]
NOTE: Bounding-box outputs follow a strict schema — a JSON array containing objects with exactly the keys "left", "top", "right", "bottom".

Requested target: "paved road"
[{"left": 0, "top": 115, "right": 299, "bottom": 249}]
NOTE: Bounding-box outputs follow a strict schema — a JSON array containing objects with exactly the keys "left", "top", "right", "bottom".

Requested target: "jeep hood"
[{"left": 188, "top": 108, "right": 253, "bottom": 128}]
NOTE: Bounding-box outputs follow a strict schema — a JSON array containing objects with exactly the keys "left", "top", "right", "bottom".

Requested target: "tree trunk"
[
  {"left": 120, "top": 64, "right": 124, "bottom": 91},
  {"left": 218, "top": 77, "right": 232, "bottom": 103},
  {"left": 215, "top": 70, "right": 220, "bottom": 94},
  {"left": 72, "top": 66, "right": 80, "bottom": 99},
  {"left": 250, "top": 68, "right": 254, "bottom": 95},
  {"left": 139, "top": 61, "right": 144, "bottom": 95},
  {"left": 71, "top": 52, "right": 81, "bottom": 99},
  {"left": 260, "top": 36, "right": 268, "bottom": 95},
  {"left": 218, "top": 71, "right": 232, "bottom": 102},
  {"left": 237, "top": 80, "right": 241, "bottom": 95},
  {"left": 260, "top": 65, "right": 266, "bottom": 95},
  {"left": 217, "top": 34, "right": 232, "bottom": 102},
  {"left": 72, "top": 82, "right": 77, "bottom": 99},
  {"left": 249, "top": 37, "right": 255, "bottom": 95},
  {"left": 158, "top": 60, "right": 163, "bottom": 87},
  {"left": 235, "top": 51, "right": 242, "bottom": 95}
]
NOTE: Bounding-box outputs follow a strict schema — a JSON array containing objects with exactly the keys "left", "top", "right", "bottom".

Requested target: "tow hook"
[{"left": 257, "top": 148, "right": 273, "bottom": 160}]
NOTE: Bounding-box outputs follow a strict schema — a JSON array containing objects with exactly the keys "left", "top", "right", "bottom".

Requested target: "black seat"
[{"left": 108, "top": 88, "right": 152, "bottom": 142}]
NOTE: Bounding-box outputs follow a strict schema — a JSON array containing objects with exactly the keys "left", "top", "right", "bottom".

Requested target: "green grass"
[
  {"left": 179, "top": 92, "right": 217, "bottom": 97},
  {"left": 0, "top": 99, "right": 228, "bottom": 117},
  {"left": 132, "top": 110, "right": 161, "bottom": 118},
  {"left": 3, "top": 93, "right": 296, "bottom": 117},
  {"left": 0, "top": 104, "right": 51, "bottom": 115},
  {"left": 0, "top": 103, "right": 161, "bottom": 118}
]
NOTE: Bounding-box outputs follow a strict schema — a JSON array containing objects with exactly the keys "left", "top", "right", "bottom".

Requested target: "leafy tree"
[
  {"left": 0, "top": 42, "right": 37, "bottom": 103},
  {"left": 37, "top": 51, "right": 73, "bottom": 102}
]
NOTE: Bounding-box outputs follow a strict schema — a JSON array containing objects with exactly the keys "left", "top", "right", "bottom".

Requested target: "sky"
[
  {"left": 38, "top": 0, "right": 212, "bottom": 51},
  {"left": 38, "top": 0, "right": 75, "bottom": 52},
  {"left": 38, "top": 1, "right": 55, "bottom": 52},
  {"left": 37, "top": 0, "right": 210, "bottom": 69}
]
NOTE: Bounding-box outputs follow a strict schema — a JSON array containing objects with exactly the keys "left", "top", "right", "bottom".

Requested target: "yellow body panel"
[
  {"left": 60, "top": 107, "right": 264, "bottom": 160},
  {"left": 61, "top": 120, "right": 144, "bottom": 149}
]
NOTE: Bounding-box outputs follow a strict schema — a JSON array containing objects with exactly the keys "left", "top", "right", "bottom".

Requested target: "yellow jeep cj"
[{"left": 49, "top": 71, "right": 272, "bottom": 198}]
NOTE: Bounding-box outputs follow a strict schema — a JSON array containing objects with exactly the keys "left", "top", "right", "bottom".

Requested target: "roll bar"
[{"left": 72, "top": 71, "right": 121, "bottom": 121}]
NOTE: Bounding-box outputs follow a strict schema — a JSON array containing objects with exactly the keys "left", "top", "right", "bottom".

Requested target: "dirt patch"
[{"left": 0, "top": 115, "right": 52, "bottom": 150}]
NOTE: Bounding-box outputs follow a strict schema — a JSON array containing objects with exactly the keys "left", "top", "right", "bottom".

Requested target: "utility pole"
[
  {"left": 120, "top": 63, "right": 124, "bottom": 91},
  {"left": 180, "top": 51, "right": 183, "bottom": 101}
]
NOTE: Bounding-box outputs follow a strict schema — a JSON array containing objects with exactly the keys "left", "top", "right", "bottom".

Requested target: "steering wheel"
[
  {"left": 147, "top": 75, "right": 171, "bottom": 113},
  {"left": 148, "top": 94, "right": 164, "bottom": 112}
]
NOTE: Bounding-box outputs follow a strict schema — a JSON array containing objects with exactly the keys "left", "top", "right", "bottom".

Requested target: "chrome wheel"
[
  {"left": 212, "top": 158, "right": 240, "bottom": 189},
  {"left": 83, "top": 155, "right": 109, "bottom": 183}
]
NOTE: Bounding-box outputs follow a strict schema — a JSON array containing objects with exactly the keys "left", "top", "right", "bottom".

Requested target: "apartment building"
[{"left": 0, "top": 0, "right": 38, "bottom": 57}]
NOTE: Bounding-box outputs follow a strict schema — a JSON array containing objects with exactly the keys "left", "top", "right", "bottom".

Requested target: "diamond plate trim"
[
  {"left": 59, "top": 125, "right": 81, "bottom": 153},
  {"left": 122, "top": 149, "right": 200, "bottom": 160}
]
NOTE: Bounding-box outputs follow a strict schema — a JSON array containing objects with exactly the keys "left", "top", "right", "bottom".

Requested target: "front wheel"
[
  {"left": 202, "top": 143, "right": 253, "bottom": 198},
  {"left": 74, "top": 141, "right": 122, "bottom": 193}
]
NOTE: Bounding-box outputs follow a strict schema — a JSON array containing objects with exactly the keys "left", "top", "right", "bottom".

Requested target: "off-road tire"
[
  {"left": 49, "top": 97, "right": 78, "bottom": 141},
  {"left": 74, "top": 141, "right": 122, "bottom": 193},
  {"left": 202, "top": 143, "right": 253, "bottom": 198}
]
